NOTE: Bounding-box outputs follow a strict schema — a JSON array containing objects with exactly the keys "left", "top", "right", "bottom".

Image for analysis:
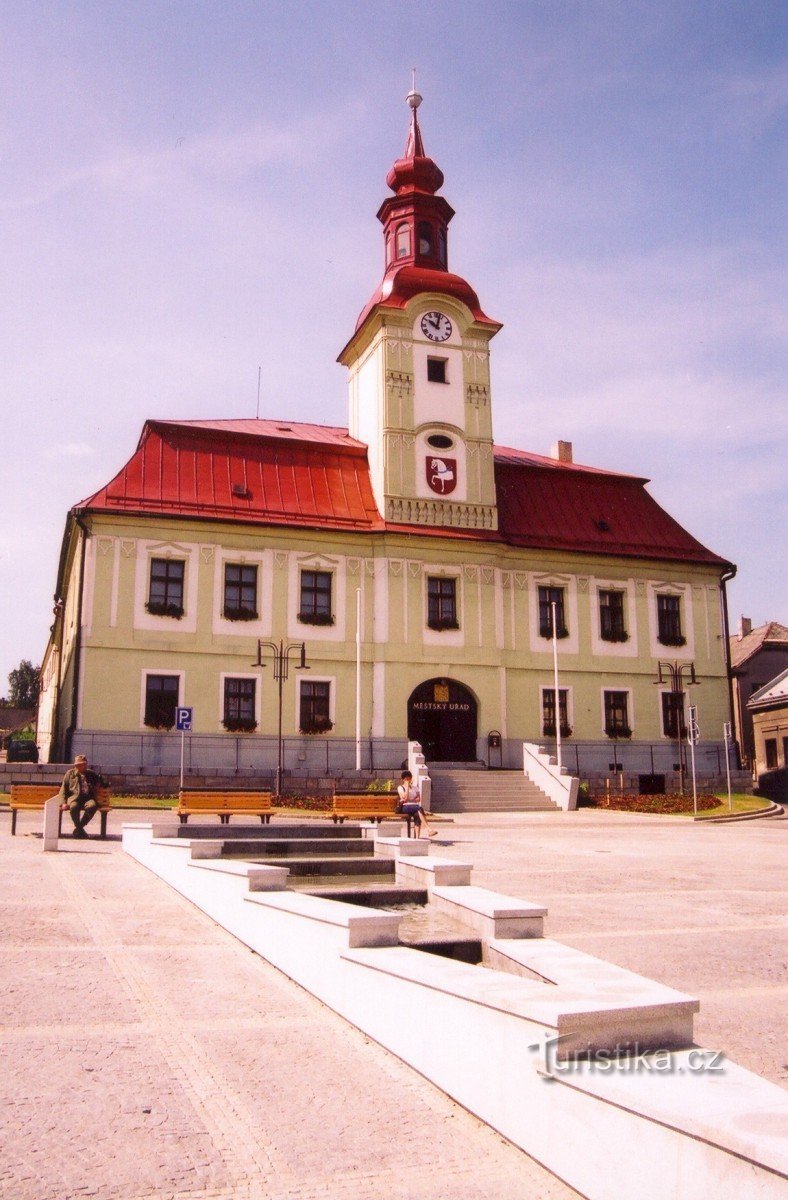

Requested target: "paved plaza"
[{"left": 1, "top": 807, "right": 785, "bottom": 1200}]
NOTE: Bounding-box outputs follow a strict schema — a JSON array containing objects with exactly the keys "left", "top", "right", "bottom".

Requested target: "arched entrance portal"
[{"left": 407, "top": 679, "right": 478, "bottom": 763}]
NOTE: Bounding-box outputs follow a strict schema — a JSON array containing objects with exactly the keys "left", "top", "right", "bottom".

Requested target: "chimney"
[
  {"left": 739, "top": 616, "right": 752, "bottom": 639},
  {"left": 551, "top": 440, "right": 573, "bottom": 464}
]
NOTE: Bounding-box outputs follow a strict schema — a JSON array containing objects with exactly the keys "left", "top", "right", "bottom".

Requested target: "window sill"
[
  {"left": 540, "top": 629, "right": 569, "bottom": 640},
  {"left": 222, "top": 610, "right": 259, "bottom": 622},
  {"left": 427, "top": 621, "right": 459, "bottom": 632},
  {"left": 605, "top": 728, "right": 632, "bottom": 740},
  {"left": 657, "top": 635, "right": 686, "bottom": 647},
  {"left": 298, "top": 614, "right": 335, "bottom": 626},
  {"left": 600, "top": 632, "right": 629, "bottom": 643},
  {"left": 222, "top": 721, "right": 258, "bottom": 733}
]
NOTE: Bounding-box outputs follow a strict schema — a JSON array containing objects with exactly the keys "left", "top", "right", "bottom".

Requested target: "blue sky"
[{"left": 1, "top": 1, "right": 785, "bottom": 693}]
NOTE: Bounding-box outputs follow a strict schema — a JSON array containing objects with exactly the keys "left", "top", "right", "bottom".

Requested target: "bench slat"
[{"left": 176, "top": 790, "right": 274, "bottom": 825}]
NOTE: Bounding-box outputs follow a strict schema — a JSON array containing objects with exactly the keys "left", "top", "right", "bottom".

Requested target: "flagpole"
[
  {"left": 552, "top": 601, "right": 562, "bottom": 772},
  {"left": 355, "top": 588, "right": 362, "bottom": 772}
]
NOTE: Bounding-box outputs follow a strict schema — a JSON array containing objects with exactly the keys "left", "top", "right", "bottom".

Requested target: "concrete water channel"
[
  {"left": 124, "top": 817, "right": 788, "bottom": 1200},
  {"left": 219, "top": 824, "right": 485, "bottom": 963}
]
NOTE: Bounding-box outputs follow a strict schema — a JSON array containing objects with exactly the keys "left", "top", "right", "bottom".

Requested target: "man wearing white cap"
[{"left": 57, "top": 755, "right": 106, "bottom": 838}]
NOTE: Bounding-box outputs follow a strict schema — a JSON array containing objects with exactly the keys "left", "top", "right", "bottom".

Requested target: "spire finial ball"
[{"left": 406, "top": 88, "right": 422, "bottom": 111}]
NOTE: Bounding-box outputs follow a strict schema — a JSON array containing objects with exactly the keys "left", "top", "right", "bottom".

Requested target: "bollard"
[{"left": 42, "top": 797, "right": 60, "bottom": 851}]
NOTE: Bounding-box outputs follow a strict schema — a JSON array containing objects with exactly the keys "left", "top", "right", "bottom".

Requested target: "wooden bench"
[
  {"left": 9, "top": 783, "right": 112, "bottom": 837},
  {"left": 177, "top": 790, "right": 274, "bottom": 825},
  {"left": 331, "top": 793, "right": 415, "bottom": 836}
]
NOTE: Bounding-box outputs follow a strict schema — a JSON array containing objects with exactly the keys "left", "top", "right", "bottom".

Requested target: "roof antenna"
[
  {"left": 255, "top": 365, "right": 261, "bottom": 420},
  {"left": 406, "top": 66, "right": 422, "bottom": 111}
]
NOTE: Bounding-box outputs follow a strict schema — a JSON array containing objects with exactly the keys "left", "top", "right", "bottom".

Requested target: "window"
[
  {"left": 427, "top": 357, "right": 447, "bottom": 383},
  {"left": 438, "top": 228, "right": 447, "bottom": 264},
  {"left": 223, "top": 678, "right": 257, "bottom": 732},
  {"left": 418, "top": 221, "right": 433, "bottom": 255},
  {"left": 147, "top": 558, "right": 184, "bottom": 618},
  {"left": 223, "top": 564, "right": 258, "bottom": 621},
  {"left": 661, "top": 693, "right": 687, "bottom": 740},
  {"left": 299, "top": 680, "right": 332, "bottom": 733},
  {"left": 298, "top": 570, "right": 333, "bottom": 625},
  {"left": 427, "top": 433, "right": 453, "bottom": 449},
  {"left": 604, "top": 691, "right": 631, "bottom": 738},
  {"left": 765, "top": 738, "right": 778, "bottom": 770},
  {"left": 427, "top": 576, "right": 458, "bottom": 630},
  {"left": 385, "top": 231, "right": 392, "bottom": 265},
  {"left": 599, "top": 590, "right": 627, "bottom": 642},
  {"left": 657, "top": 594, "right": 685, "bottom": 646},
  {"left": 542, "top": 689, "right": 571, "bottom": 738},
  {"left": 538, "top": 586, "right": 568, "bottom": 638},
  {"left": 396, "top": 223, "right": 410, "bottom": 259},
  {"left": 144, "top": 675, "right": 179, "bottom": 729}
]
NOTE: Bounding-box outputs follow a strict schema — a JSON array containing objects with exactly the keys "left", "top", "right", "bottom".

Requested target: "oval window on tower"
[
  {"left": 396, "top": 223, "right": 411, "bottom": 259},
  {"left": 427, "top": 433, "right": 454, "bottom": 450}
]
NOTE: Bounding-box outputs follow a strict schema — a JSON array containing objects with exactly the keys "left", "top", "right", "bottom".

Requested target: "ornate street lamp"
[
  {"left": 253, "top": 640, "right": 309, "bottom": 796},
  {"left": 655, "top": 661, "right": 698, "bottom": 795}
]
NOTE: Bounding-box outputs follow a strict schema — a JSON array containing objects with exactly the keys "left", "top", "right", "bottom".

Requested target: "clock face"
[{"left": 420, "top": 311, "right": 452, "bottom": 342}]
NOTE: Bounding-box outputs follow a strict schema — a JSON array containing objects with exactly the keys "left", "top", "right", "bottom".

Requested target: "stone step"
[
  {"left": 242, "top": 855, "right": 395, "bottom": 878},
  {"left": 428, "top": 768, "right": 557, "bottom": 813},
  {"left": 221, "top": 838, "right": 374, "bottom": 858},
  {"left": 177, "top": 824, "right": 363, "bottom": 841}
]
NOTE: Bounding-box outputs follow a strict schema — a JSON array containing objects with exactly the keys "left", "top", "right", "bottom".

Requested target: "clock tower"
[{"left": 339, "top": 89, "right": 502, "bottom": 530}]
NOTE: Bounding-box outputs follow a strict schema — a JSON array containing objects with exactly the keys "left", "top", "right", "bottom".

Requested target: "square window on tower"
[{"left": 427, "top": 357, "right": 447, "bottom": 383}]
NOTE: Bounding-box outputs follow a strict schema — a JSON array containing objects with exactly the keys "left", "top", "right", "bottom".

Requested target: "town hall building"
[{"left": 37, "top": 91, "right": 736, "bottom": 788}]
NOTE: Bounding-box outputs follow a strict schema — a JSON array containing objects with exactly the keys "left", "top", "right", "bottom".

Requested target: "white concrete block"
[
  {"left": 432, "top": 885, "right": 547, "bottom": 939},
  {"left": 374, "top": 837, "right": 429, "bottom": 859},
  {"left": 190, "top": 859, "right": 289, "bottom": 891},
  {"left": 395, "top": 855, "right": 472, "bottom": 888},
  {"left": 42, "top": 797, "right": 60, "bottom": 852}
]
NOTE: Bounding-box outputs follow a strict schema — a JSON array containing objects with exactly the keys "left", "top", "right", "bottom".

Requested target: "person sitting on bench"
[
  {"left": 57, "top": 755, "right": 107, "bottom": 839},
  {"left": 396, "top": 770, "right": 437, "bottom": 838}
]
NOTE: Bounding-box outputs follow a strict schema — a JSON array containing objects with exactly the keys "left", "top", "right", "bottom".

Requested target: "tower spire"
[{"left": 404, "top": 69, "right": 425, "bottom": 158}]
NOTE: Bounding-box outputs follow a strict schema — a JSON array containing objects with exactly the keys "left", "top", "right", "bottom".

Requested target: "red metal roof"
[
  {"left": 79, "top": 420, "right": 383, "bottom": 532},
  {"left": 78, "top": 419, "right": 728, "bottom": 567},
  {"left": 353, "top": 265, "right": 500, "bottom": 334},
  {"left": 493, "top": 447, "right": 726, "bottom": 565}
]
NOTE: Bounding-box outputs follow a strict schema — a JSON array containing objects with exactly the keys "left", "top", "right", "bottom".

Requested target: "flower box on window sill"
[
  {"left": 540, "top": 627, "right": 569, "bottom": 640},
  {"left": 542, "top": 724, "right": 573, "bottom": 739},
  {"left": 658, "top": 634, "right": 686, "bottom": 647},
  {"left": 300, "top": 717, "right": 333, "bottom": 735},
  {"left": 298, "top": 613, "right": 335, "bottom": 626},
  {"left": 145, "top": 602, "right": 184, "bottom": 619},
  {"left": 427, "top": 619, "right": 459, "bottom": 631},
  {"left": 222, "top": 718, "right": 258, "bottom": 733},
  {"left": 600, "top": 630, "right": 629, "bottom": 643},
  {"left": 222, "top": 608, "right": 259, "bottom": 622},
  {"left": 144, "top": 719, "right": 176, "bottom": 731},
  {"left": 605, "top": 726, "right": 632, "bottom": 740}
]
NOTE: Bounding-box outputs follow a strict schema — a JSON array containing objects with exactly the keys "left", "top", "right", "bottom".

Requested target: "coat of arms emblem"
[{"left": 426, "top": 456, "right": 457, "bottom": 495}]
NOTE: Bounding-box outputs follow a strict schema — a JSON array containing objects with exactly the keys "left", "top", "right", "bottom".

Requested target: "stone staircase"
[{"left": 428, "top": 767, "right": 558, "bottom": 814}]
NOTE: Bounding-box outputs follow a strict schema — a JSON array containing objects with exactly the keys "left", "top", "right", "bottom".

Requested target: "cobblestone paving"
[{"left": 0, "top": 819, "right": 580, "bottom": 1200}]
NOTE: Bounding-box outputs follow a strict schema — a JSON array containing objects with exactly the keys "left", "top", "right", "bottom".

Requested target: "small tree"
[{"left": 8, "top": 660, "right": 40, "bottom": 709}]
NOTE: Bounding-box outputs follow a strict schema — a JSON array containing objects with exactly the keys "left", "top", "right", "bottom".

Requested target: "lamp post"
[
  {"left": 254, "top": 640, "right": 308, "bottom": 796},
  {"left": 551, "top": 601, "right": 562, "bottom": 772},
  {"left": 656, "top": 661, "right": 698, "bottom": 795}
]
